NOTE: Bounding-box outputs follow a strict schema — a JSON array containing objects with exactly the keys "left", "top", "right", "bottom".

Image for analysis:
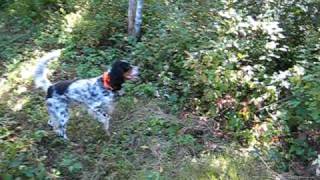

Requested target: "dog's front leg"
[
  {"left": 100, "top": 111, "right": 111, "bottom": 134},
  {"left": 88, "top": 107, "right": 111, "bottom": 136}
]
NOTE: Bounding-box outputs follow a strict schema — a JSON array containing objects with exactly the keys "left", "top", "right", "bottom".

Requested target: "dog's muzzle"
[{"left": 126, "top": 66, "right": 139, "bottom": 80}]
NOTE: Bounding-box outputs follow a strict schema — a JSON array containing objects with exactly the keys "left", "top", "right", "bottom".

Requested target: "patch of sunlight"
[
  {"left": 184, "top": 154, "right": 248, "bottom": 179},
  {"left": 0, "top": 49, "right": 51, "bottom": 99},
  {"left": 8, "top": 96, "right": 30, "bottom": 112},
  {"left": 0, "top": 22, "right": 4, "bottom": 29},
  {"left": 209, "top": 156, "right": 233, "bottom": 174},
  {"left": 15, "top": 86, "right": 28, "bottom": 94},
  {"left": 58, "top": 7, "right": 87, "bottom": 44},
  {"left": 6, "top": 57, "right": 38, "bottom": 85},
  {"left": 185, "top": 153, "right": 273, "bottom": 180},
  {"left": 63, "top": 10, "right": 85, "bottom": 33},
  {"left": 0, "top": 78, "right": 11, "bottom": 99},
  {"left": 209, "top": 156, "right": 229, "bottom": 172},
  {"left": 0, "top": 78, "right": 6, "bottom": 88}
]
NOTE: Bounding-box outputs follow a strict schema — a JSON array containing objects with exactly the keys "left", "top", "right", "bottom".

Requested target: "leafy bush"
[
  {"left": 1, "top": 0, "right": 320, "bottom": 178},
  {"left": 132, "top": 0, "right": 320, "bottom": 165}
]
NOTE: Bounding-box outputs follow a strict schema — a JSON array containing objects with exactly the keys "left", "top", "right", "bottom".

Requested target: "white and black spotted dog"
[{"left": 34, "top": 49, "right": 139, "bottom": 139}]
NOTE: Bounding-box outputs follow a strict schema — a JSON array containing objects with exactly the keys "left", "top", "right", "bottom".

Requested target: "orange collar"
[{"left": 103, "top": 72, "right": 113, "bottom": 90}]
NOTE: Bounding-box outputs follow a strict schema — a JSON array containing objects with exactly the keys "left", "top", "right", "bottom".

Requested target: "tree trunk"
[
  {"left": 134, "top": 0, "right": 144, "bottom": 38},
  {"left": 128, "top": 0, "right": 136, "bottom": 36},
  {"left": 128, "top": 0, "right": 144, "bottom": 39}
]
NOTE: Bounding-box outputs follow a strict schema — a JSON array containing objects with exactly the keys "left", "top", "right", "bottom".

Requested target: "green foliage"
[
  {"left": 123, "top": 82, "right": 157, "bottom": 97},
  {"left": 0, "top": 127, "right": 49, "bottom": 179},
  {"left": 1, "top": 0, "right": 320, "bottom": 178},
  {"left": 68, "top": 0, "right": 127, "bottom": 47},
  {"left": 5, "top": 0, "right": 59, "bottom": 18},
  {"left": 284, "top": 65, "right": 320, "bottom": 131},
  {"left": 132, "top": 0, "right": 320, "bottom": 165},
  {"left": 59, "top": 154, "right": 83, "bottom": 174},
  {"left": 177, "top": 153, "right": 273, "bottom": 180},
  {"left": 280, "top": 64, "right": 320, "bottom": 160}
]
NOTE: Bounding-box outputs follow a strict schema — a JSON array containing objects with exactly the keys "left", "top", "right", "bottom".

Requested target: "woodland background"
[{"left": 0, "top": 0, "right": 319, "bottom": 179}]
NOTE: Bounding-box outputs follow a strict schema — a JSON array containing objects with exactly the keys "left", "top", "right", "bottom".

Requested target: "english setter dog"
[{"left": 34, "top": 50, "right": 139, "bottom": 139}]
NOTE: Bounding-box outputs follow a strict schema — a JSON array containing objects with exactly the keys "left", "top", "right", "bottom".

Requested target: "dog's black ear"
[{"left": 109, "top": 61, "right": 125, "bottom": 90}]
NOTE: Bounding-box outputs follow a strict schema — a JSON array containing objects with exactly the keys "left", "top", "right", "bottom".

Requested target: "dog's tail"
[{"left": 34, "top": 49, "right": 62, "bottom": 91}]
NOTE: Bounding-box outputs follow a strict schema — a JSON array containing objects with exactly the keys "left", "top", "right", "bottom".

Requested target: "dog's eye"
[
  {"left": 118, "top": 61, "right": 132, "bottom": 72},
  {"left": 123, "top": 65, "right": 131, "bottom": 72},
  {"left": 126, "top": 66, "right": 132, "bottom": 71}
]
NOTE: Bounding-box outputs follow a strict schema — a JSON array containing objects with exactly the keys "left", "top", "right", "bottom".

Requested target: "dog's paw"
[
  {"left": 48, "top": 120, "right": 54, "bottom": 127},
  {"left": 105, "top": 130, "right": 111, "bottom": 136}
]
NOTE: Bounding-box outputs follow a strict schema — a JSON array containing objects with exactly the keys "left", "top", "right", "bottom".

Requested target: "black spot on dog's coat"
[
  {"left": 60, "top": 111, "right": 67, "bottom": 118},
  {"left": 47, "top": 102, "right": 53, "bottom": 107},
  {"left": 46, "top": 80, "right": 77, "bottom": 98},
  {"left": 91, "top": 92, "right": 98, "bottom": 97}
]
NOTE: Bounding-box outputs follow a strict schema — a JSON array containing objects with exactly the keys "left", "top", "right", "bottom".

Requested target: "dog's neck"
[
  {"left": 101, "top": 72, "right": 124, "bottom": 91},
  {"left": 102, "top": 72, "right": 113, "bottom": 90}
]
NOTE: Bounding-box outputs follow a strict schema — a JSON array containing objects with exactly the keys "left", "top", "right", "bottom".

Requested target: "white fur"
[
  {"left": 34, "top": 49, "right": 62, "bottom": 91},
  {"left": 35, "top": 56, "right": 138, "bottom": 139}
]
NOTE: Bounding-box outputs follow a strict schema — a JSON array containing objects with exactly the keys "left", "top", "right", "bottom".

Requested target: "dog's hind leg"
[{"left": 47, "top": 98, "right": 70, "bottom": 139}]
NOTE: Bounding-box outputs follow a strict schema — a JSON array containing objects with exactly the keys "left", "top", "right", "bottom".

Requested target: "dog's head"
[{"left": 109, "top": 60, "right": 139, "bottom": 90}]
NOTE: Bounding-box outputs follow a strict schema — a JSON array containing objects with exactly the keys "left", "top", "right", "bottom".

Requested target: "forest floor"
[
  {"left": 0, "top": 10, "right": 314, "bottom": 180},
  {"left": 0, "top": 26, "right": 276, "bottom": 180}
]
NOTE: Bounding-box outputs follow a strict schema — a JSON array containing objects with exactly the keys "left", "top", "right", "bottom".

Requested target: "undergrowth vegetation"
[{"left": 0, "top": 0, "right": 319, "bottom": 179}]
